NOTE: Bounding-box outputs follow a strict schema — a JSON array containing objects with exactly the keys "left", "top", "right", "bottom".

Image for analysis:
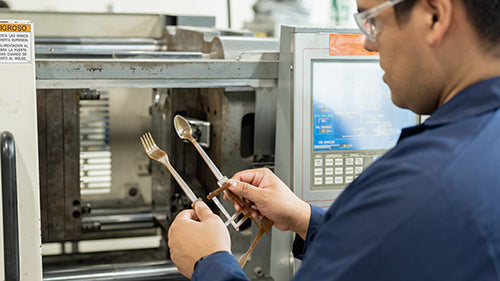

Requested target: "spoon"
[
  {"left": 174, "top": 115, "right": 227, "bottom": 185},
  {"left": 174, "top": 115, "right": 238, "bottom": 228},
  {"left": 174, "top": 115, "right": 196, "bottom": 142},
  {"left": 174, "top": 115, "right": 275, "bottom": 267}
]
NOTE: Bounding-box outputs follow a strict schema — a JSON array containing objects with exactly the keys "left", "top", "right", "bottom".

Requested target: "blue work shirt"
[{"left": 192, "top": 76, "right": 500, "bottom": 281}]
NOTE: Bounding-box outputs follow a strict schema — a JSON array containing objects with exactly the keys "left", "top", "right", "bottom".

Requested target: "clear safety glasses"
[{"left": 354, "top": 0, "right": 407, "bottom": 41}]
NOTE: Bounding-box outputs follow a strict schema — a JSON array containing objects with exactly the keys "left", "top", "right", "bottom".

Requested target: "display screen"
[{"left": 312, "top": 60, "right": 417, "bottom": 151}]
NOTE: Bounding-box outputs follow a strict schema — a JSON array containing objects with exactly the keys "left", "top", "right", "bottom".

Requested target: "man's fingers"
[
  {"left": 177, "top": 209, "right": 196, "bottom": 221},
  {"left": 231, "top": 168, "right": 269, "bottom": 186},
  {"left": 194, "top": 200, "right": 214, "bottom": 221},
  {"left": 231, "top": 169, "right": 258, "bottom": 183},
  {"left": 228, "top": 180, "right": 261, "bottom": 202}
]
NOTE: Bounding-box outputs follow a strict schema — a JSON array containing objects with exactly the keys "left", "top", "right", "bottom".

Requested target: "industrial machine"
[
  {"left": 273, "top": 26, "right": 420, "bottom": 276},
  {"left": 276, "top": 26, "right": 419, "bottom": 208},
  {"left": 0, "top": 11, "right": 420, "bottom": 281},
  {"left": 0, "top": 11, "right": 280, "bottom": 281},
  {"left": 0, "top": 20, "right": 42, "bottom": 281}
]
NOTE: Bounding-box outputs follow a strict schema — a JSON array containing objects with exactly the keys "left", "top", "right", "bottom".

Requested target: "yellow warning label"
[{"left": 0, "top": 24, "right": 31, "bottom": 32}]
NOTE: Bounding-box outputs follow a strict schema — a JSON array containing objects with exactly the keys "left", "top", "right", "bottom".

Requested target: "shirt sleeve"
[
  {"left": 191, "top": 251, "right": 248, "bottom": 281},
  {"left": 292, "top": 204, "right": 326, "bottom": 260},
  {"left": 289, "top": 162, "right": 466, "bottom": 281}
]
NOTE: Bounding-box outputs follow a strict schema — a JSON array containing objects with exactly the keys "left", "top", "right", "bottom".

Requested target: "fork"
[
  {"left": 140, "top": 132, "right": 200, "bottom": 204},
  {"left": 141, "top": 132, "right": 239, "bottom": 229},
  {"left": 141, "top": 132, "right": 272, "bottom": 268}
]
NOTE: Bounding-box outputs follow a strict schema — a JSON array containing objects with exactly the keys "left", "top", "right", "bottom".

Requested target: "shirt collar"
[
  {"left": 398, "top": 75, "right": 500, "bottom": 140},
  {"left": 423, "top": 75, "right": 500, "bottom": 127}
]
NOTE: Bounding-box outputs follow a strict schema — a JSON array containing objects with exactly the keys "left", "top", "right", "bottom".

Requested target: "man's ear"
[{"left": 424, "top": 0, "right": 453, "bottom": 45}]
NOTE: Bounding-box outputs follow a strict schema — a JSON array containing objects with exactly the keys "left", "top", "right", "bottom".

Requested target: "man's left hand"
[{"left": 168, "top": 200, "right": 231, "bottom": 278}]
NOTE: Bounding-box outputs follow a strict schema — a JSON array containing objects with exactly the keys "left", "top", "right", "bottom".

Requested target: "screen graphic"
[{"left": 312, "top": 60, "right": 417, "bottom": 151}]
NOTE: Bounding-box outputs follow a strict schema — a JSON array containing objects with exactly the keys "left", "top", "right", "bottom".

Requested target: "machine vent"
[{"left": 80, "top": 92, "right": 112, "bottom": 194}]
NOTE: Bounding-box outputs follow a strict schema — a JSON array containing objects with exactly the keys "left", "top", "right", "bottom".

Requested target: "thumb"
[
  {"left": 228, "top": 180, "right": 261, "bottom": 202},
  {"left": 194, "top": 200, "right": 213, "bottom": 221}
]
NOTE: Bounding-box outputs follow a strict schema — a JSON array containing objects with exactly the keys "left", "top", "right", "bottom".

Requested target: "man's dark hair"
[{"left": 394, "top": 0, "right": 500, "bottom": 47}]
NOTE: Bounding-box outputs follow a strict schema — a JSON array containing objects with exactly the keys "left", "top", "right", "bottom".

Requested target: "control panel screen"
[
  {"left": 312, "top": 60, "right": 417, "bottom": 152},
  {"left": 310, "top": 59, "right": 418, "bottom": 190}
]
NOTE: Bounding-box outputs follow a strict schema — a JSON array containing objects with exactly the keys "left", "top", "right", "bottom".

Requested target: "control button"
[
  {"left": 355, "top": 166, "right": 363, "bottom": 174},
  {"left": 355, "top": 158, "right": 364, "bottom": 165},
  {"left": 314, "top": 177, "right": 323, "bottom": 185},
  {"left": 345, "top": 176, "right": 354, "bottom": 183},
  {"left": 335, "top": 167, "right": 343, "bottom": 175},
  {"left": 335, "top": 177, "right": 343, "bottom": 184},
  {"left": 325, "top": 167, "right": 334, "bottom": 175},
  {"left": 325, "top": 177, "right": 334, "bottom": 185},
  {"left": 335, "top": 158, "right": 343, "bottom": 166},
  {"left": 345, "top": 158, "right": 354, "bottom": 165},
  {"left": 345, "top": 167, "right": 354, "bottom": 174},
  {"left": 314, "top": 159, "right": 323, "bottom": 166},
  {"left": 325, "top": 159, "right": 334, "bottom": 166},
  {"left": 314, "top": 168, "right": 323, "bottom": 176}
]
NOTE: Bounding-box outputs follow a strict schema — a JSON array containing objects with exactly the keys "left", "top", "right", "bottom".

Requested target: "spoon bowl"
[{"left": 174, "top": 115, "right": 194, "bottom": 141}]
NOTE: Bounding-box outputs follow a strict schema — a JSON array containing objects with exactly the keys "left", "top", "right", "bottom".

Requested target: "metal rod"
[
  {"left": 43, "top": 261, "right": 186, "bottom": 281},
  {"left": 1, "top": 131, "right": 20, "bottom": 281},
  {"left": 227, "top": 0, "right": 232, "bottom": 28},
  {"left": 82, "top": 212, "right": 154, "bottom": 225},
  {"left": 81, "top": 212, "right": 155, "bottom": 232}
]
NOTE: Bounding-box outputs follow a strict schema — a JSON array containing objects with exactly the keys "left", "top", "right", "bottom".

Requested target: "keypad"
[{"left": 313, "top": 153, "right": 377, "bottom": 187}]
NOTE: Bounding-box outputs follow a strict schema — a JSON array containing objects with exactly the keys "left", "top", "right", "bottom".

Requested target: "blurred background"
[{"left": 0, "top": 0, "right": 358, "bottom": 35}]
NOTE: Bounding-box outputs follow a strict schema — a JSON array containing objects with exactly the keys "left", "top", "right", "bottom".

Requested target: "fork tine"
[
  {"left": 144, "top": 132, "right": 151, "bottom": 148},
  {"left": 147, "top": 132, "right": 156, "bottom": 147},
  {"left": 140, "top": 135, "right": 148, "bottom": 152},
  {"left": 144, "top": 132, "right": 153, "bottom": 148}
]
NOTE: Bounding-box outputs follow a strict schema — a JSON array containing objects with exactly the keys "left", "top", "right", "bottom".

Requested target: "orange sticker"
[
  {"left": 329, "top": 34, "right": 377, "bottom": 56},
  {"left": 0, "top": 24, "right": 31, "bottom": 32}
]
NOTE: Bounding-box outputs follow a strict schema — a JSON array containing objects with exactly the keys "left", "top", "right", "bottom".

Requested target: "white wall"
[{"left": 4, "top": 0, "right": 256, "bottom": 30}]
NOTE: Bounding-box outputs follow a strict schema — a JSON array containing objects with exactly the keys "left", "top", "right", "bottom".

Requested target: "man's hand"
[
  {"left": 228, "top": 168, "right": 311, "bottom": 239},
  {"left": 168, "top": 200, "right": 231, "bottom": 278}
]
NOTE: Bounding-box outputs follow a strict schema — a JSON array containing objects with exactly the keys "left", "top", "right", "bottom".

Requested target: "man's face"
[{"left": 357, "top": 0, "right": 441, "bottom": 114}]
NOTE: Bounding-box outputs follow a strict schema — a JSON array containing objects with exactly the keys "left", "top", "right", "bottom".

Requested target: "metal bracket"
[{"left": 183, "top": 117, "right": 211, "bottom": 148}]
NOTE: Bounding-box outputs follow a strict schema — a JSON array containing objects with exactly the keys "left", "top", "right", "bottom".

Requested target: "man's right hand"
[{"left": 228, "top": 168, "right": 311, "bottom": 239}]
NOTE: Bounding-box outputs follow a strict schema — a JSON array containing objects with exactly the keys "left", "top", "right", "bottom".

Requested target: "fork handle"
[{"left": 158, "top": 159, "right": 199, "bottom": 203}]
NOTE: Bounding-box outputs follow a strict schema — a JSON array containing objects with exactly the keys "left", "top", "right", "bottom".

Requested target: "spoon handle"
[{"left": 191, "top": 139, "right": 225, "bottom": 183}]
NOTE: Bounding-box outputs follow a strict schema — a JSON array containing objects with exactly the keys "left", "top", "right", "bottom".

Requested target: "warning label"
[
  {"left": 0, "top": 23, "right": 32, "bottom": 64},
  {"left": 329, "top": 34, "right": 378, "bottom": 56}
]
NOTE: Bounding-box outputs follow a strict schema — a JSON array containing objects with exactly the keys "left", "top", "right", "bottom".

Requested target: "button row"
[
  {"left": 314, "top": 176, "right": 356, "bottom": 185},
  {"left": 314, "top": 166, "right": 363, "bottom": 176},
  {"left": 314, "top": 157, "right": 364, "bottom": 167}
]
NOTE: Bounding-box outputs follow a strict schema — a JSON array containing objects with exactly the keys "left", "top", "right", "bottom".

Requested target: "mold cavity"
[{"left": 240, "top": 113, "right": 254, "bottom": 158}]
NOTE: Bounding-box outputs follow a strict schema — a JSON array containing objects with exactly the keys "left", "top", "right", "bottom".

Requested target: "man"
[{"left": 168, "top": 0, "right": 500, "bottom": 280}]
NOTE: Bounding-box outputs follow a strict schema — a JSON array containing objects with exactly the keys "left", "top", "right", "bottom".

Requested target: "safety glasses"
[{"left": 354, "top": 0, "right": 407, "bottom": 41}]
